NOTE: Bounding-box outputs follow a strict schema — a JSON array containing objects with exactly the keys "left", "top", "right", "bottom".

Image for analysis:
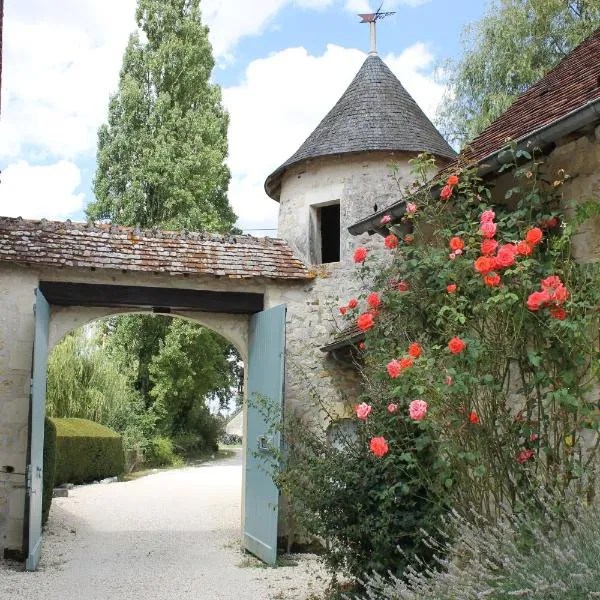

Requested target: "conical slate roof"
[{"left": 265, "top": 54, "right": 456, "bottom": 200}]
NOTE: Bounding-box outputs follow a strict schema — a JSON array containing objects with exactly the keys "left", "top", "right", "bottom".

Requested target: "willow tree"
[
  {"left": 438, "top": 0, "right": 600, "bottom": 147},
  {"left": 87, "top": 0, "right": 235, "bottom": 232}
]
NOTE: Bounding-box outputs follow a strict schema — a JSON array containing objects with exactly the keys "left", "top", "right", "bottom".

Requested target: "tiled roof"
[
  {"left": 462, "top": 26, "right": 600, "bottom": 164},
  {"left": 265, "top": 54, "right": 456, "bottom": 200},
  {"left": 0, "top": 217, "right": 311, "bottom": 280}
]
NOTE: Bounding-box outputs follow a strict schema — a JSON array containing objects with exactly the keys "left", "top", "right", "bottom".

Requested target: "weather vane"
[{"left": 358, "top": 3, "right": 395, "bottom": 56}]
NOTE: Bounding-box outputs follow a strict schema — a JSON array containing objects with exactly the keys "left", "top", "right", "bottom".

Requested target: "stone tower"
[{"left": 265, "top": 52, "right": 456, "bottom": 416}]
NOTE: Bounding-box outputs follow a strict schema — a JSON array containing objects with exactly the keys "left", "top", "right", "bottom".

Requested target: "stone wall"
[
  {"left": 273, "top": 151, "right": 422, "bottom": 423},
  {"left": 0, "top": 263, "right": 261, "bottom": 555}
]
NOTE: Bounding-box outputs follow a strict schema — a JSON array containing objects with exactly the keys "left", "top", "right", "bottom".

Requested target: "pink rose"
[
  {"left": 355, "top": 402, "right": 372, "bottom": 421},
  {"left": 387, "top": 403, "right": 398, "bottom": 413},
  {"left": 387, "top": 359, "right": 402, "bottom": 379},
  {"left": 479, "top": 221, "right": 497, "bottom": 239},
  {"left": 480, "top": 210, "right": 496, "bottom": 223},
  {"left": 406, "top": 202, "right": 417, "bottom": 214},
  {"left": 409, "top": 399, "right": 428, "bottom": 421},
  {"left": 495, "top": 244, "right": 517, "bottom": 268},
  {"left": 380, "top": 215, "right": 391, "bottom": 224}
]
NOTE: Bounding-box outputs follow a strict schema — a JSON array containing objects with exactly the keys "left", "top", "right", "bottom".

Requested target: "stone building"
[
  {"left": 0, "top": 41, "right": 455, "bottom": 566},
  {"left": 266, "top": 50, "right": 456, "bottom": 420}
]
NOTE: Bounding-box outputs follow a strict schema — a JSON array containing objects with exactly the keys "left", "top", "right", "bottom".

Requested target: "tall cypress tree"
[{"left": 87, "top": 0, "right": 236, "bottom": 232}]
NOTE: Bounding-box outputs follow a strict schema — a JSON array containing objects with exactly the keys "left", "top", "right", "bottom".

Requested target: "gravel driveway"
[{"left": 0, "top": 450, "right": 327, "bottom": 599}]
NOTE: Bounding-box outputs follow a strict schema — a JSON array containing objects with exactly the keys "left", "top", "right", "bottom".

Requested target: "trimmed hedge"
[
  {"left": 50, "top": 418, "right": 125, "bottom": 485},
  {"left": 42, "top": 417, "right": 57, "bottom": 526}
]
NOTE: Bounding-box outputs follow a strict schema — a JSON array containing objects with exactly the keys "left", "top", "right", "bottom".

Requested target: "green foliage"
[
  {"left": 47, "top": 327, "right": 153, "bottom": 466},
  {"left": 52, "top": 418, "right": 125, "bottom": 485},
  {"left": 273, "top": 402, "right": 442, "bottom": 581},
  {"left": 144, "top": 436, "right": 182, "bottom": 468},
  {"left": 100, "top": 314, "right": 171, "bottom": 405},
  {"left": 149, "top": 319, "right": 236, "bottom": 437},
  {"left": 172, "top": 432, "right": 219, "bottom": 458},
  {"left": 438, "top": 0, "right": 600, "bottom": 146},
  {"left": 47, "top": 328, "right": 142, "bottom": 424},
  {"left": 42, "top": 417, "right": 57, "bottom": 527},
  {"left": 87, "top": 0, "right": 235, "bottom": 232},
  {"left": 359, "top": 499, "right": 600, "bottom": 599}
]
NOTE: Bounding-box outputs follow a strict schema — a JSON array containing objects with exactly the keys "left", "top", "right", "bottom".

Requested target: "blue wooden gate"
[
  {"left": 243, "top": 304, "right": 286, "bottom": 565},
  {"left": 25, "top": 288, "right": 50, "bottom": 571}
]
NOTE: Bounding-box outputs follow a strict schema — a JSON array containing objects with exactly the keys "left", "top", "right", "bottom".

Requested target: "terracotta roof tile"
[
  {"left": 462, "top": 26, "right": 600, "bottom": 163},
  {"left": 0, "top": 217, "right": 312, "bottom": 280}
]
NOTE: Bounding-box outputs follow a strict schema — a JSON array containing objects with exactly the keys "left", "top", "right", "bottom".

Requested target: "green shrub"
[
  {"left": 143, "top": 436, "right": 182, "bottom": 468},
  {"left": 51, "top": 418, "right": 125, "bottom": 485},
  {"left": 42, "top": 417, "right": 57, "bottom": 526},
  {"left": 172, "top": 433, "right": 218, "bottom": 458}
]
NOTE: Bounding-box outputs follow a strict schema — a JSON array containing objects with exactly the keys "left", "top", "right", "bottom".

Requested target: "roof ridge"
[{"left": 0, "top": 216, "right": 286, "bottom": 245}]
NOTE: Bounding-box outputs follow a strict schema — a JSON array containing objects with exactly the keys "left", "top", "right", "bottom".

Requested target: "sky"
[{"left": 0, "top": 0, "right": 488, "bottom": 235}]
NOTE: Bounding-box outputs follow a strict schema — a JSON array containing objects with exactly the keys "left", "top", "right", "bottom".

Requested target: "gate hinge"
[
  {"left": 25, "top": 464, "right": 32, "bottom": 496},
  {"left": 29, "top": 378, "right": 33, "bottom": 399}
]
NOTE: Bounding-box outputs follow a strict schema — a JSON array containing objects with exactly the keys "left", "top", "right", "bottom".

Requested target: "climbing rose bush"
[
  {"left": 348, "top": 150, "right": 600, "bottom": 524},
  {"left": 269, "top": 150, "right": 600, "bottom": 586}
]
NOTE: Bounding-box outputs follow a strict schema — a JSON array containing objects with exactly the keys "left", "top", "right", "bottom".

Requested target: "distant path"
[{"left": 0, "top": 449, "right": 326, "bottom": 600}]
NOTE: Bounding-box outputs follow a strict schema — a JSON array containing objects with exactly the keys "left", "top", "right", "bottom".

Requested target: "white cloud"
[
  {"left": 0, "top": 1, "right": 137, "bottom": 162},
  {"left": 345, "top": 0, "right": 431, "bottom": 10},
  {"left": 0, "top": 160, "right": 85, "bottom": 220},
  {"left": 223, "top": 42, "right": 444, "bottom": 233}
]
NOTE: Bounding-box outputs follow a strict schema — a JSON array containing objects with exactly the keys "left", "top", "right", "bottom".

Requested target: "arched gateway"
[{"left": 0, "top": 217, "right": 311, "bottom": 570}]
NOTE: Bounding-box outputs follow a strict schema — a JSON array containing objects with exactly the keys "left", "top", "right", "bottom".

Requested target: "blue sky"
[{"left": 0, "top": 0, "right": 487, "bottom": 234}]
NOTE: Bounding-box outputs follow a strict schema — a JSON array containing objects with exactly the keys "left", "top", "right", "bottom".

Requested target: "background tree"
[
  {"left": 437, "top": 0, "right": 600, "bottom": 147},
  {"left": 87, "top": 0, "right": 235, "bottom": 231}
]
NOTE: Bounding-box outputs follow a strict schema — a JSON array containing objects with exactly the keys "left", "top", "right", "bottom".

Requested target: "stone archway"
[{"left": 0, "top": 217, "right": 310, "bottom": 569}]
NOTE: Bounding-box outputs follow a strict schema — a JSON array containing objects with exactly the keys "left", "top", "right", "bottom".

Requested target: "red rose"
[
  {"left": 399, "top": 357, "right": 414, "bottom": 369},
  {"left": 397, "top": 280, "right": 409, "bottom": 292},
  {"left": 526, "top": 290, "right": 550, "bottom": 311},
  {"left": 525, "top": 227, "right": 543, "bottom": 245},
  {"left": 357, "top": 313, "right": 375, "bottom": 331},
  {"left": 447, "top": 283, "right": 457, "bottom": 294},
  {"left": 348, "top": 298, "right": 358, "bottom": 309},
  {"left": 516, "top": 448, "right": 534, "bottom": 464},
  {"left": 447, "top": 175, "right": 459, "bottom": 186},
  {"left": 440, "top": 184, "right": 453, "bottom": 201},
  {"left": 550, "top": 307, "right": 567, "bottom": 320},
  {"left": 370, "top": 436, "right": 389, "bottom": 458},
  {"left": 480, "top": 239, "right": 498, "bottom": 255},
  {"left": 516, "top": 240, "right": 533, "bottom": 256},
  {"left": 484, "top": 273, "right": 501, "bottom": 287},
  {"left": 474, "top": 256, "right": 496, "bottom": 275},
  {"left": 353, "top": 247, "right": 368, "bottom": 263},
  {"left": 367, "top": 292, "right": 381, "bottom": 308},
  {"left": 339, "top": 306, "right": 347, "bottom": 315},
  {"left": 408, "top": 343, "right": 422, "bottom": 358},
  {"left": 468, "top": 411, "right": 480, "bottom": 424},
  {"left": 448, "top": 336, "right": 466, "bottom": 354},
  {"left": 449, "top": 236, "right": 464, "bottom": 251},
  {"left": 404, "top": 234, "right": 414, "bottom": 244},
  {"left": 494, "top": 244, "right": 516, "bottom": 269},
  {"left": 384, "top": 234, "right": 398, "bottom": 249},
  {"left": 358, "top": 341, "right": 366, "bottom": 350}
]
